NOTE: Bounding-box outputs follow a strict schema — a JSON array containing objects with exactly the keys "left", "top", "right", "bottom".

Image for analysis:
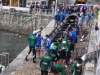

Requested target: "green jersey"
[
  {"left": 66, "top": 41, "right": 71, "bottom": 52},
  {"left": 63, "top": 38, "right": 68, "bottom": 43},
  {"left": 28, "top": 34, "right": 37, "bottom": 47},
  {"left": 70, "top": 62, "right": 82, "bottom": 75},
  {"left": 55, "top": 64, "right": 67, "bottom": 75},
  {"left": 50, "top": 43, "right": 58, "bottom": 50},
  {"left": 61, "top": 45, "right": 68, "bottom": 53},
  {"left": 40, "top": 55, "right": 52, "bottom": 71},
  {"left": 62, "top": 38, "right": 71, "bottom": 52},
  {"left": 50, "top": 43, "right": 58, "bottom": 58},
  {"left": 58, "top": 42, "right": 62, "bottom": 51}
]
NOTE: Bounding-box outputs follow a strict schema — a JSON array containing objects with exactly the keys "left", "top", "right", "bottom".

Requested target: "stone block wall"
[{"left": 0, "top": 12, "right": 53, "bottom": 35}]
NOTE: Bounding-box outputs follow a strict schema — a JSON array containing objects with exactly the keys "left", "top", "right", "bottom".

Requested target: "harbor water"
[{"left": 0, "top": 30, "right": 28, "bottom": 65}]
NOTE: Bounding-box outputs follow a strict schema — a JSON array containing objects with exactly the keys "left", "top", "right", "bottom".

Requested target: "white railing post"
[{"left": 45, "top": 9, "right": 46, "bottom": 16}]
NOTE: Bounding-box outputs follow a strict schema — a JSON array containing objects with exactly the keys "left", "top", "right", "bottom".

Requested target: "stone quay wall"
[{"left": 0, "top": 12, "right": 53, "bottom": 35}]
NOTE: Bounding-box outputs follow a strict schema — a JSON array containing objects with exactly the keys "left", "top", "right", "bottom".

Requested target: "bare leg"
[{"left": 43, "top": 51, "right": 48, "bottom": 56}]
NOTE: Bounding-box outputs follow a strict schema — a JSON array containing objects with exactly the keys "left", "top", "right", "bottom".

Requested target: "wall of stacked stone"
[{"left": 0, "top": 12, "right": 53, "bottom": 35}]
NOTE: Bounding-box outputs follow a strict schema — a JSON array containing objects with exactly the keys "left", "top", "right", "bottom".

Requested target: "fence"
[
  {"left": 0, "top": 52, "right": 9, "bottom": 72},
  {"left": 31, "top": 9, "right": 55, "bottom": 17},
  {"left": 2, "top": 7, "right": 54, "bottom": 17}
]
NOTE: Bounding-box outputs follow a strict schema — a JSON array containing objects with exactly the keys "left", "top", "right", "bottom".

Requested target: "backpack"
[{"left": 74, "top": 66, "right": 82, "bottom": 75}]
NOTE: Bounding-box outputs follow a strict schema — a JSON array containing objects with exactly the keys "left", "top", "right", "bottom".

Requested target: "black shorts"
[
  {"left": 66, "top": 52, "right": 71, "bottom": 62},
  {"left": 51, "top": 66, "right": 59, "bottom": 74},
  {"left": 59, "top": 51, "right": 66, "bottom": 60},
  {"left": 60, "top": 56, "right": 66, "bottom": 60},
  {"left": 51, "top": 54, "right": 59, "bottom": 62}
]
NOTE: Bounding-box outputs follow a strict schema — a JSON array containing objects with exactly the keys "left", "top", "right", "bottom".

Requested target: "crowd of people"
[{"left": 24, "top": 2, "right": 100, "bottom": 75}]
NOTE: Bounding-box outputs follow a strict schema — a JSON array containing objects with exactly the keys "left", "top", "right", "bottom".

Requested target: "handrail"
[{"left": 0, "top": 52, "right": 9, "bottom": 72}]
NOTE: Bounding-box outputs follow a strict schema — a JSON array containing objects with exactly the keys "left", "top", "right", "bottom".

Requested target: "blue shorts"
[
  {"left": 78, "top": 24, "right": 82, "bottom": 27},
  {"left": 35, "top": 44, "right": 41, "bottom": 48},
  {"left": 45, "top": 48, "right": 50, "bottom": 52}
]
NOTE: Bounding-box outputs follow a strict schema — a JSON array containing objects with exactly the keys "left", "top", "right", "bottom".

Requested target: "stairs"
[{"left": 49, "top": 13, "right": 77, "bottom": 42}]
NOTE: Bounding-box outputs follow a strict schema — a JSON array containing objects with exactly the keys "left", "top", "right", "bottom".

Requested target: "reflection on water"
[{"left": 0, "top": 30, "right": 28, "bottom": 64}]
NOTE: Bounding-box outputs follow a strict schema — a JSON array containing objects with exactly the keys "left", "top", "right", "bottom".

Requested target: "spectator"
[
  {"left": 30, "top": 4, "right": 34, "bottom": 14},
  {"left": 51, "top": 4, "right": 55, "bottom": 17},
  {"left": 86, "top": 11, "right": 92, "bottom": 28},
  {"left": 93, "top": 5, "right": 100, "bottom": 30},
  {"left": 68, "top": 27, "right": 77, "bottom": 41},
  {"left": 80, "top": 12, "right": 85, "bottom": 25},
  {"left": 77, "top": 14, "right": 82, "bottom": 35},
  {"left": 59, "top": 10, "right": 65, "bottom": 22},
  {"left": 0, "top": 1, "right": 2, "bottom": 11},
  {"left": 74, "top": 6, "right": 78, "bottom": 13},
  {"left": 54, "top": 12, "right": 60, "bottom": 27},
  {"left": 63, "top": 9, "right": 67, "bottom": 17},
  {"left": 44, "top": 4, "right": 49, "bottom": 14},
  {"left": 72, "top": 26, "right": 77, "bottom": 42}
]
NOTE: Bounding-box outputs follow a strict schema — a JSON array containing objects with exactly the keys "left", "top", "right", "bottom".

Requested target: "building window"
[
  {"left": 19, "top": 0, "right": 26, "bottom": 7},
  {"left": 6, "top": 0, "right": 10, "bottom": 5}
]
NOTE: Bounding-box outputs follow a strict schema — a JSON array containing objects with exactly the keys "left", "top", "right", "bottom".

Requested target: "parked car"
[{"left": 2, "top": 6, "right": 30, "bottom": 13}]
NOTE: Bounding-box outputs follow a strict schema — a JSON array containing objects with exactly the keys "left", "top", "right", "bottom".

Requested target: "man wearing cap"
[{"left": 25, "top": 31, "right": 37, "bottom": 63}]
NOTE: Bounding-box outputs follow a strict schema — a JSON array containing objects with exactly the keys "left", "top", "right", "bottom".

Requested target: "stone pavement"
[
  {"left": 2, "top": 19, "right": 55, "bottom": 75},
  {"left": 2, "top": 18, "right": 97, "bottom": 75},
  {"left": 83, "top": 20, "right": 97, "bottom": 75}
]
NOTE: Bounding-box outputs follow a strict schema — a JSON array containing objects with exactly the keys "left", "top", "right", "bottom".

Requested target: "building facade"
[{"left": 1, "top": 0, "right": 26, "bottom": 7}]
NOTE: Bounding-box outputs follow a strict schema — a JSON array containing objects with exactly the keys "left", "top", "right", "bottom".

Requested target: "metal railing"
[
  {"left": 30, "top": 8, "right": 54, "bottom": 17},
  {"left": 0, "top": 52, "right": 9, "bottom": 72},
  {"left": 1, "top": 7, "right": 54, "bottom": 17}
]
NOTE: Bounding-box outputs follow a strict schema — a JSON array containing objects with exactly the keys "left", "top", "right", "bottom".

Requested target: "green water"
[{"left": 0, "top": 30, "right": 28, "bottom": 63}]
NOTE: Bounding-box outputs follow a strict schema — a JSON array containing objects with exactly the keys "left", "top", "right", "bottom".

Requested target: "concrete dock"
[{"left": 2, "top": 20, "right": 55, "bottom": 75}]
